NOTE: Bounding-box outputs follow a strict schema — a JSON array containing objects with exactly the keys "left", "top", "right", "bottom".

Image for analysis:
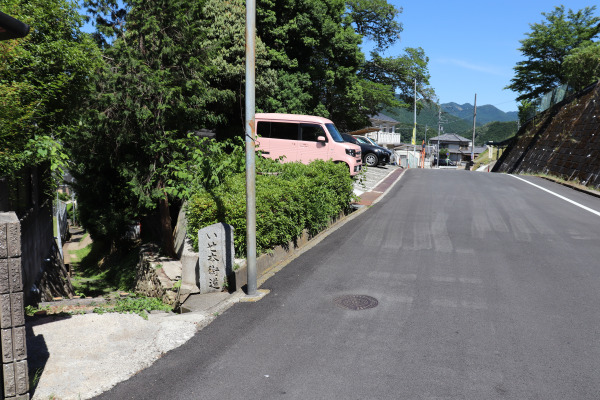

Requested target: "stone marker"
[{"left": 198, "top": 223, "right": 233, "bottom": 293}]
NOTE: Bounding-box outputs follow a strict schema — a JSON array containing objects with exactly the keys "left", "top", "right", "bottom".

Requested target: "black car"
[
  {"left": 432, "top": 158, "right": 456, "bottom": 166},
  {"left": 341, "top": 133, "right": 391, "bottom": 167}
]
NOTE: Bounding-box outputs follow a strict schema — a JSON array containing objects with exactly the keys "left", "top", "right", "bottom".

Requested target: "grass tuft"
[{"left": 69, "top": 239, "right": 139, "bottom": 297}]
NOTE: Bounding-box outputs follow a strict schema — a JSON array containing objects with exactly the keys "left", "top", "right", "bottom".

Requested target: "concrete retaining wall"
[{"left": 494, "top": 82, "right": 600, "bottom": 189}]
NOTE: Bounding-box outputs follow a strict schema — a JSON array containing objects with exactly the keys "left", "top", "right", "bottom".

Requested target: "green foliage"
[
  {"left": 470, "top": 121, "right": 518, "bottom": 146},
  {"left": 442, "top": 102, "right": 518, "bottom": 125},
  {"left": 254, "top": 0, "right": 432, "bottom": 131},
  {"left": 438, "top": 148, "right": 448, "bottom": 159},
  {"left": 257, "top": 0, "right": 365, "bottom": 129},
  {"left": 25, "top": 305, "right": 49, "bottom": 316},
  {"left": 71, "top": 0, "right": 431, "bottom": 246},
  {"left": 562, "top": 41, "right": 600, "bottom": 91},
  {"left": 70, "top": 0, "right": 233, "bottom": 243},
  {"left": 70, "top": 239, "right": 139, "bottom": 296},
  {"left": 506, "top": 5, "right": 600, "bottom": 101},
  {"left": 345, "top": 0, "right": 402, "bottom": 50},
  {"left": 186, "top": 154, "right": 355, "bottom": 257},
  {"left": 361, "top": 48, "right": 434, "bottom": 117},
  {"left": 0, "top": 0, "right": 102, "bottom": 180},
  {"left": 93, "top": 295, "right": 172, "bottom": 320},
  {"left": 81, "top": 0, "right": 127, "bottom": 48},
  {"left": 518, "top": 100, "right": 535, "bottom": 124}
]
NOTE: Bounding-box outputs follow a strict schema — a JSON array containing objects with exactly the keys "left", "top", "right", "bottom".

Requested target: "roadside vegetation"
[
  {"left": 472, "top": 148, "right": 505, "bottom": 171},
  {"left": 68, "top": 238, "right": 139, "bottom": 298},
  {"left": 506, "top": 6, "right": 600, "bottom": 123},
  {"left": 186, "top": 143, "right": 356, "bottom": 256},
  {"left": 522, "top": 173, "right": 600, "bottom": 195},
  {"left": 2, "top": 0, "right": 435, "bottom": 259},
  {"left": 25, "top": 294, "right": 172, "bottom": 319}
]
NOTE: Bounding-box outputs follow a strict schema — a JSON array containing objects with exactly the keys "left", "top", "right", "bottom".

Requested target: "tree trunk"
[{"left": 159, "top": 185, "right": 176, "bottom": 258}]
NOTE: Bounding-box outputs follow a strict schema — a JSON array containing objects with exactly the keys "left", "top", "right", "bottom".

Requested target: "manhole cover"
[{"left": 334, "top": 295, "right": 378, "bottom": 310}]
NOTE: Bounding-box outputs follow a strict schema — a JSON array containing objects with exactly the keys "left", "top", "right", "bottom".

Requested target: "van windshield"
[{"left": 325, "top": 123, "right": 344, "bottom": 143}]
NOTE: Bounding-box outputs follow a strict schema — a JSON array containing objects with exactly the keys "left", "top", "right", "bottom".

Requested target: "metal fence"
[
  {"left": 53, "top": 199, "right": 69, "bottom": 243},
  {"left": 368, "top": 131, "right": 402, "bottom": 145},
  {"left": 522, "top": 84, "right": 574, "bottom": 121}
]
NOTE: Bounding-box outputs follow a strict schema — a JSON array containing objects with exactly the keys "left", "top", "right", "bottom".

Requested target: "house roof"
[
  {"left": 428, "top": 133, "right": 471, "bottom": 143},
  {"left": 369, "top": 113, "right": 399, "bottom": 124},
  {"left": 447, "top": 145, "right": 487, "bottom": 155},
  {"left": 346, "top": 127, "right": 379, "bottom": 136}
]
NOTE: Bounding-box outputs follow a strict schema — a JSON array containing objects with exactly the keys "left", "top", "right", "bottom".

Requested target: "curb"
[{"left": 538, "top": 176, "right": 600, "bottom": 199}]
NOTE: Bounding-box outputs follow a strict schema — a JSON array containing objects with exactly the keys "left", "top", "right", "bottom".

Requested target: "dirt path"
[{"left": 62, "top": 227, "right": 92, "bottom": 266}]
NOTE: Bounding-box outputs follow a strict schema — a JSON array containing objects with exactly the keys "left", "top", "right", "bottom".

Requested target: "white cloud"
[{"left": 437, "top": 58, "right": 510, "bottom": 77}]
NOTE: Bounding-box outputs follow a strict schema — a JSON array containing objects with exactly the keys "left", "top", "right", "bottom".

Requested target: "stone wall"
[
  {"left": 0, "top": 213, "right": 29, "bottom": 399},
  {"left": 134, "top": 244, "right": 180, "bottom": 306},
  {"left": 494, "top": 82, "right": 600, "bottom": 189}
]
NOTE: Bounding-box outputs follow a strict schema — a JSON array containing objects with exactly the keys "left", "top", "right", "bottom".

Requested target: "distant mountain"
[
  {"left": 441, "top": 102, "right": 518, "bottom": 125},
  {"left": 380, "top": 102, "right": 518, "bottom": 145},
  {"left": 384, "top": 102, "right": 472, "bottom": 136}
]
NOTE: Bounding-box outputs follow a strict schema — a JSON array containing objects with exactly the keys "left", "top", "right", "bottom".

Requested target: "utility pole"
[
  {"left": 424, "top": 125, "right": 428, "bottom": 168},
  {"left": 412, "top": 79, "right": 417, "bottom": 167},
  {"left": 245, "top": 0, "right": 257, "bottom": 296},
  {"left": 471, "top": 93, "right": 477, "bottom": 165},
  {"left": 55, "top": 191, "right": 63, "bottom": 260},
  {"left": 437, "top": 107, "right": 442, "bottom": 169},
  {"left": 413, "top": 79, "right": 417, "bottom": 146}
]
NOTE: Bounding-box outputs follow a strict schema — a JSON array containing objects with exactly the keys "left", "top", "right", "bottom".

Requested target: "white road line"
[{"left": 510, "top": 175, "right": 600, "bottom": 217}]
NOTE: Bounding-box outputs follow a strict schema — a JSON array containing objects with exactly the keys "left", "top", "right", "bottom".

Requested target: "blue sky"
[{"left": 373, "top": 1, "right": 599, "bottom": 112}]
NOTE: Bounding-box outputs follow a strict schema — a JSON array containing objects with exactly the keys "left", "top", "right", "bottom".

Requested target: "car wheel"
[{"left": 364, "top": 153, "right": 379, "bottom": 167}]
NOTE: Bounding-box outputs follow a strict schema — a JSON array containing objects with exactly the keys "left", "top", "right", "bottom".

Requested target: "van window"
[
  {"left": 257, "top": 121, "right": 299, "bottom": 140},
  {"left": 300, "top": 124, "right": 326, "bottom": 142},
  {"left": 325, "top": 123, "right": 344, "bottom": 142}
]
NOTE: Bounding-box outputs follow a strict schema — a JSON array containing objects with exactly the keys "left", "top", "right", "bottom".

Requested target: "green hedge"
[{"left": 186, "top": 159, "right": 356, "bottom": 257}]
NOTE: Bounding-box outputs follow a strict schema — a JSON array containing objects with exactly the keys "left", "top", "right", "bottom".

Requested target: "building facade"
[{"left": 428, "top": 133, "right": 486, "bottom": 164}]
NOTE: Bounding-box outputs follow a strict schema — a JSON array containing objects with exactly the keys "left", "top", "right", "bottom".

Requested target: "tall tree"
[
  {"left": 562, "top": 41, "right": 600, "bottom": 91},
  {"left": 256, "top": 0, "right": 365, "bottom": 129},
  {"left": 345, "top": 0, "right": 402, "bottom": 50},
  {"left": 72, "top": 0, "right": 275, "bottom": 250},
  {"left": 73, "top": 0, "right": 433, "bottom": 247},
  {"left": 0, "top": 0, "right": 101, "bottom": 179},
  {"left": 256, "top": 0, "right": 432, "bottom": 130},
  {"left": 360, "top": 47, "right": 433, "bottom": 115},
  {"left": 506, "top": 5, "right": 600, "bottom": 101},
  {"left": 72, "top": 0, "right": 216, "bottom": 251}
]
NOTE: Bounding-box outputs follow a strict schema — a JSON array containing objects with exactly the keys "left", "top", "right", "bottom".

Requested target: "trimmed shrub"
[{"left": 186, "top": 159, "right": 355, "bottom": 257}]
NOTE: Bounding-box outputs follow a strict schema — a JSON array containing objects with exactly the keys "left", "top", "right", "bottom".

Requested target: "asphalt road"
[{"left": 95, "top": 169, "right": 600, "bottom": 400}]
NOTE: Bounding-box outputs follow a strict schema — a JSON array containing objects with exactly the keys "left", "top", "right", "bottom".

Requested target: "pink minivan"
[{"left": 255, "top": 113, "right": 362, "bottom": 176}]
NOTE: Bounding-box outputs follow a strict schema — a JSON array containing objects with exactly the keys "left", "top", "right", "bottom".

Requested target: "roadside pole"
[
  {"left": 245, "top": 0, "right": 257, "bottom": 297},
  {"left": 472, "top": 94, "right": 477, "bottom": 164},
  {"left": 55, "top": 191, "right": 63, "bottom": 260},
  {"left": 412, "top": 79, "right": 417, "bottom": 168}
]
